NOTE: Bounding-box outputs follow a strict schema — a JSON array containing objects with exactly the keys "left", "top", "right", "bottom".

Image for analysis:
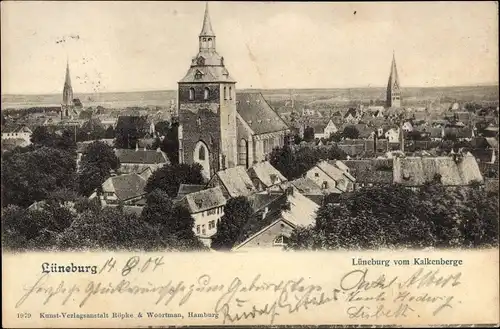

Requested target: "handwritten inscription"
[{"left": 15, "top": 261, "right": 463, "bottom": 325}]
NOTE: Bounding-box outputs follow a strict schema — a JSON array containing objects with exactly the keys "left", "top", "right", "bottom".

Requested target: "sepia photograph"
[{"left": 1, "top": 1, "right": 499, "bottom": 327}]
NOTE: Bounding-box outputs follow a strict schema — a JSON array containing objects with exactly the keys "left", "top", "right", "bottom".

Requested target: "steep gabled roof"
[
  {"left": 232, "top": 189, "right": 318, "bottom": 251},
  {"left": 177, "top": 184, "right": 206, "bottom": 199},
  {"left": 215, "top": 166, "right": 257, "bottom": 198},
  {"left": 181, "top": 186, "right": 226, "bottom": 214},
  {"left": 115, "top": 149, "right": 168, "bottom": 164},
  {"left": 393, "top": 156, "right": 483, "bottom": 186},
  {"left": 102, "top": 173, "right": 147, "bottom": 201},
  {"left": 343, "top": 159, "right": 394, "bottom": 184},
  {"left": 236, "top": 92, "right": 289, "bottom": 135},
  {"left": 247, "top": 161, "right": 287, "bottom": 188},
  {"left": 289, "top": 177, "right": 323, "bottom": 195}
]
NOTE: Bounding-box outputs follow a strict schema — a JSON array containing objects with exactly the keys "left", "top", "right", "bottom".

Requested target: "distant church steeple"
[
  {"left": 386, "top": 51, "right": 402, "bottom": 108},
  {"left": 61, "top": 60, "right": 74, "bottom": 118},
  {"left": 62, "top": 60, "right": 73, "bottom": 107},
  {"left": 199, "top": 2, "right": 216, "bottom": 52}
]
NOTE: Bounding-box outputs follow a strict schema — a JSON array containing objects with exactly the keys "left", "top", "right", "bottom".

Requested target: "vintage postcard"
[{"left": 1, "top": 1, "right": 499, "bottom": 327}]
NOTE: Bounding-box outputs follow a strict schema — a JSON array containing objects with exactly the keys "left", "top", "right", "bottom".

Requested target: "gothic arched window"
[
  {"left": 204, "top": 87, "right": 210, "bottom": 100},
  {"left": 238, "top": 139, "right": 248, "bottom": 167},
  {"left": 229, "top": 86, "right": 233, "bottom": 100},
  {"left": 198, "top": 145, "right": 206, "bottom": 161},
  {"left": 223, "top": 86, "right": 227, "bottom": 100},
  {"left": 189, "top": 88, "right": 195, "bottom": 101}
]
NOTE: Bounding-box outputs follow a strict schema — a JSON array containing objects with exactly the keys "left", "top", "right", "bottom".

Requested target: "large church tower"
[
  {"left": 386, "top": 52, "right": 402, "bottom": 108},
  {"left": 177, "top": 2, "right": 238, "bottom": 179}
]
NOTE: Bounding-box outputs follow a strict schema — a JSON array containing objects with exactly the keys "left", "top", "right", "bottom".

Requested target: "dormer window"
[
  {"left": 197, "top": 57, "right": 205, "bottom": 66},
  {"left": 204, "top": 87, "right": 210, "bottom": 100},
  {"left": 322, "top": 181, "right": 328, "bottom": 189},
  {"left": 273, "top": 235, "right": 289, "bottom": 247},
  {"left": 195, "top": 71, "right": 203, "bottom": 80},
  {"left": 189, "top": 88, "right": 195, "bottom": 101}
]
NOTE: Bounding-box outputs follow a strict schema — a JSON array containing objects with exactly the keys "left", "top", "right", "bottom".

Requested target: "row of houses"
[{"left": 87, "top": 149, "right": 487, "bottom": 251}]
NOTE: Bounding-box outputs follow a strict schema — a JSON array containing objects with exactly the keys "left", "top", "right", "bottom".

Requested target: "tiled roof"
[
  {"left": 216, "top": 166, "right": 257, "bottom": 198},
  {"left": 393, "top": 155, "right": 483, "bottom": 186},
  {"left": 103, "top": 173, "right": 147, "bottom": 201},
  {"left": 177, "top": 184, "right": 206, "bottom": 199},
  {"left": 181, "top": 186, "right": 226, "bottom": 214},
  {"left": 115, "top": 149, "right": 168, "bottom": 164},
  {"left": 485, "top": 137, "right": 499, "bottom": 149},
  {"left": 337, "top": 143, "right": 365, "bottom": 157},
  {"left": 233, "top": 189, "right": 318, "bottom": 250},
  {"left": 247, "top": 161, "right": 287, "bottom": 187},
  {"left": 179, "top": 65, "right": 235, "bottom": 83},
  {"left": 443, "top": 127, "right": 473, "bottom": 139},
  {"left": 289, "top": 177, "right": 323, "bottom": 195},
  {"left": 343, "top": 159, "right": 394, "bottom": 184},
  {"left": 248, "top": 192, "right": 284, "bottom": 213},
  {"left": 1, "top": 138, "right": 28, "bottom": 152},
  {"left": 236, "top": 92, "right": 289, "bottom": 135}
]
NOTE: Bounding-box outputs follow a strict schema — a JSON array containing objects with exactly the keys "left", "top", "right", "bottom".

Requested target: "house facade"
[
  {"left": 232, "top": 188, "right": 319, "bottom": 252},
  {"left": 178, "top": 186, "right": 227, "bottom": 245}
]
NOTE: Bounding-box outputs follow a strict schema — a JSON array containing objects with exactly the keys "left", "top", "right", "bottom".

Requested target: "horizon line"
[{"left": 2, "top": 83, "right": 499, "bottom": 97}]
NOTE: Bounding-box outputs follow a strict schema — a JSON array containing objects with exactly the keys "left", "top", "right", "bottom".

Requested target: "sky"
[{"left": 1, "top": 1, "right": 498, "bottom": 94}]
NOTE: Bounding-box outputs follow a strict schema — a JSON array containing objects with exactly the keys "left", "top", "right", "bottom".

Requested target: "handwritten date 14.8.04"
[{"left": 99, "top": 256, "right": 165, "bottom": 276}]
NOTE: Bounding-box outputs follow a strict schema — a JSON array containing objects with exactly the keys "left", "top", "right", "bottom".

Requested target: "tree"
[
  {"left": 328, "top": 131, "right": 343, "bottom": 143},
  {"left": 161, "top": 122, "right": 179, "bottom": 164},
  {"left": 145, "top": 163, "right": 204, "bottom": 197},
  {"left": 211, "top": 196, "right": 253, "bottom": 250},
  {"left": 303, "top": 126, "right": 315, "bottom": 142},
  {"left": 31, "top": 126, "right": 54, "bottom": 147},
  {"left": 78, "top": 141, "right": 120, "bottom": 196},
  {"left": 2, "top": 146, "right": 77, "bottom": 207},
  {"left": 288, "top": 184, "right": 499, "bottom": 250},
  {"left": 342, "top": 126, "right": 360, "bottom": 139},
  {"left": 269, "top": 144, "right": 346, "bottom": 180},
  {"left": 104, "top": 126, "right": 115, "bottom": 139},
  {"left": 56, "top": 207, "right": 166, "bottom": 251},
  {"left": 142, "top": 189, "right": 174, "bottom": 227},
  {"left": 1, "top": 204, "right": 72, "bottom": 252}
]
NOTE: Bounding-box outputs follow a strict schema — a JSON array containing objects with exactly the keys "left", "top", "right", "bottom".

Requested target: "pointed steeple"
[
  {"left": 62, "top": 60, "right": 74, "bottom": 107},
  {"left": 386, "top": 51, "right": 402, "bottom": 108},
  {"left": 388, "top": 51, "right": 400, "bottom": 89},
  {"left": 200, "top": 2, "right": 215, "bottom": 37}
]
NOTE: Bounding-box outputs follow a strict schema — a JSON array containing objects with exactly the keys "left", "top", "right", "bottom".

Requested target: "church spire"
[
  {"left": 62, "top": 60, "right": 73, "bottom": 107},
  {"left": 386, "top": 52, "right": 402, "bottom": 108},
  {"left": 198, "top": 2, "right": 216, "bottom": 52},
  {"left": 389, "top": 51, "right": 399, "bottom": 88},
  {"left": 200, "top": 2, "right": 215, "bottom": 37}
]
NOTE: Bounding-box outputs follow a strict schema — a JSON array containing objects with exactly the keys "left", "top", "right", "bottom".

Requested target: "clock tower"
[{"left": 177, "top": 2, "right": 238, "bottom": 179}]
